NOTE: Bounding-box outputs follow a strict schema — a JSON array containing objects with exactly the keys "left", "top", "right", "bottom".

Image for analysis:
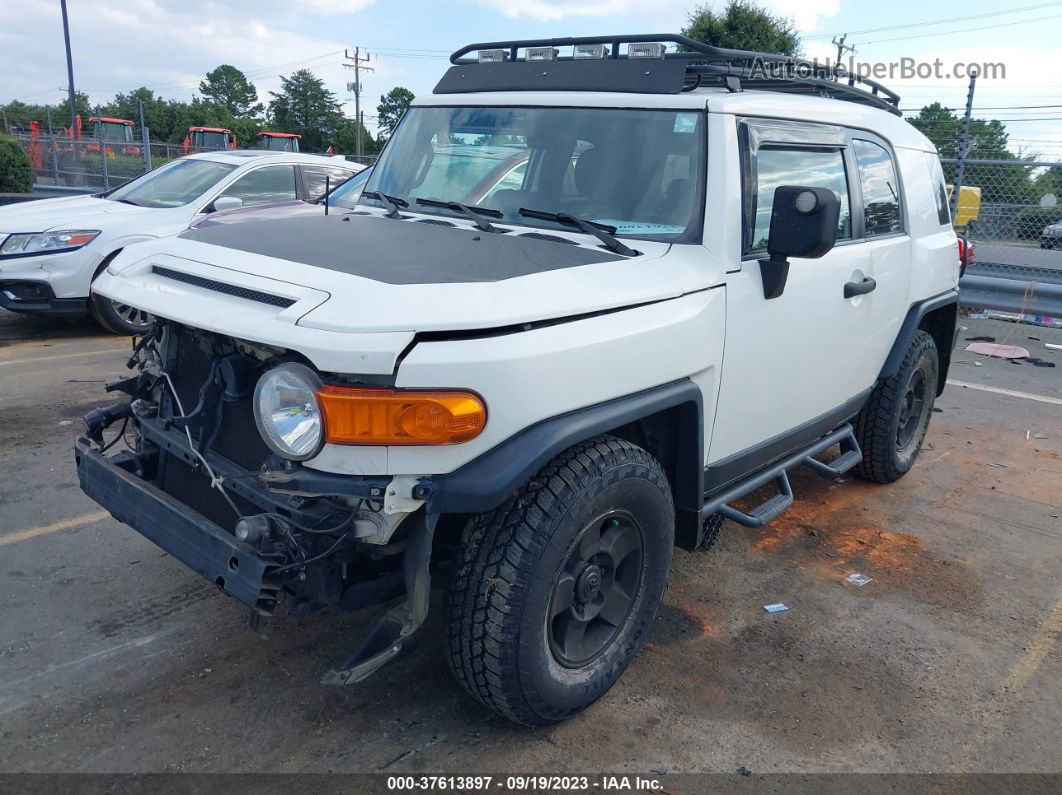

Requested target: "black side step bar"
[{"left": 703, "top": 424, "right": 862, "bottom": 528}]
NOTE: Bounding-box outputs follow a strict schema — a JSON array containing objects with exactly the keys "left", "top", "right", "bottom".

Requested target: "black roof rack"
[{"left": 436, "top": 33, "right": 900, "bottom": 116}]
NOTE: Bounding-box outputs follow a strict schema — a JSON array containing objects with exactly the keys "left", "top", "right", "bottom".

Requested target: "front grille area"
[
  {"left": 159, "top": 454, "right": 259, "bottom": 532},
  {"left": 211, "top": 398, "right": 273, "bottom": 472},
  {"left": 152, "top": 265, "right": 296, "bottom": 309},
  {"left": 167, "top": 328, "right": 273, "bottom": 473}
]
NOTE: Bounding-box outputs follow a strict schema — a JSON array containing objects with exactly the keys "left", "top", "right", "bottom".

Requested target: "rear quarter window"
[{"left": 929, "top": 156, "right": 952, "bottom": 227}]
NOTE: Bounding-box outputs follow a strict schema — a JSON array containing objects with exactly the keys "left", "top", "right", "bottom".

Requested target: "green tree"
[
  {"left": 334, "top": 116, "right": 381, "bottom": 157},
  {"left": 907, "top": 102, "right": 1010, "bottom": 161},
  {"left": 268, "top": 70, "right": 343, "bottom": 152},
  {"left": 682, "top": 0, "right": 800, "bottom": 55},
  {"left": 0, "top": 134, "right": 33, "bottom": 192},
  {"left": 376, "top": 87, "right": 414, "bottom": 138},
  {"left": 200, "top": 65, "right": 263, "bottom": 118},
  {"left": 906, "top": 102, "right": 1031, "bottom": 204}
]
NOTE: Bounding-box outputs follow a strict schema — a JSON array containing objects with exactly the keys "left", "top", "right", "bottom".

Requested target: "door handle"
[{"left": 844, "top": 277, "right": 877, "bottom": 298}]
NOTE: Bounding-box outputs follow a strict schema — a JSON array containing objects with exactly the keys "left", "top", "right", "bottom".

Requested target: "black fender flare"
[
  {"left": 879, "top": 289, "right": 958, "bottom": 393},
  {"left": 428, "top": 379, "right": 704, "bottom": 545}
]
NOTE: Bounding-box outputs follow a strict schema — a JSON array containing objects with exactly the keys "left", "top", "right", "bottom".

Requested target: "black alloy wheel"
[{"left": 548, "top": 511, "right": 644, "bottom": 668}]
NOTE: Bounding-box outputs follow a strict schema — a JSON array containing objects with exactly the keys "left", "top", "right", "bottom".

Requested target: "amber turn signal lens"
[{"left": 317, "top": 387, "right": 486, "bottom": 446}]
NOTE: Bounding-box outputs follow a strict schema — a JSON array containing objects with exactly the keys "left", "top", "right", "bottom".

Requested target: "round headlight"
[{"left": 253, "top": 363, "right": 324, "bottom": 461}]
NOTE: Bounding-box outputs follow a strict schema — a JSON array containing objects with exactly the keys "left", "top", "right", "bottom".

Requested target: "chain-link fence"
[
  {"left": 936, "top": 155, "right": 1062, "bottom": 373},
  {"left": 10, "top": 128, "right": 378, "bottom": 193},
  {"left": 12, "top": 127, "right": 187, "bottom": 192}
]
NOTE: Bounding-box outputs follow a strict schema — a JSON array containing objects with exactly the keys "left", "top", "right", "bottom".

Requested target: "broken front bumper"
[{"left": 74, "top": 437, "right": 282, "bottom": 614}]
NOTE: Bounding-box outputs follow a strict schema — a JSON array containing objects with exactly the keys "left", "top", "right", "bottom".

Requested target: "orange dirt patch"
[{"left": 741, "top": 475, "right": 982, "bottom": 608}]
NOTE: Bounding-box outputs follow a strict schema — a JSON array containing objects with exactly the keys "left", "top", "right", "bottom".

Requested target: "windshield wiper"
[
  {"left": 362, "top": 191, "right": 408, "bottom": 219},
  {"left": 415, "top": 198, "right": 503, "bottom": 233},
  {"left": 112, "top": 198, "right": 142, "bottom": 207},
  {"left": 519, "top": 209, "right": 638, "bottom": 257}
]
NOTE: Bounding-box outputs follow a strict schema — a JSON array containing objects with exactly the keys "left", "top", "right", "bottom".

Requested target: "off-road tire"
[
  {"left": 853, "top": 329, "right": 939, "bottom": 483},
  {"left": 445, "top": 436, "right": 674, "bottom": 726},
  {"left": 700, "top": 513, "right": 724, "bottom": 551}
]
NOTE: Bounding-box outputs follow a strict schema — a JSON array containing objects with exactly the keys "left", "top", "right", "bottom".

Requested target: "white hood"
[{"left": 0, "top": 195, "right": 156, "bottom": 234}]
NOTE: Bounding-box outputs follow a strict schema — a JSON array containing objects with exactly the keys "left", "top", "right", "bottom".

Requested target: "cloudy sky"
[{"left": 2, "top": 0, "right": 1061, "bottom": 156}]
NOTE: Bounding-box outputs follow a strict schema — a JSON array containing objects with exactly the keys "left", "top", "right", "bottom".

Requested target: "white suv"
[
  {"left": 77, "top": 35, "right": 959, "bottom": 726},
  {"left": 0, "top": 152, "right": 363, "bottom": 334}
]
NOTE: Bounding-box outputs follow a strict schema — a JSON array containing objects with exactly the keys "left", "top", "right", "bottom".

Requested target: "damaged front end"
[{"left": 75, "top": 321, "right": 439, "bottom": 683}]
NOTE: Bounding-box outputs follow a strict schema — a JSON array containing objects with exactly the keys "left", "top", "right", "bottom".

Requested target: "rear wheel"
[
  {"left": 445, "top": 436, "right": 674, "bottom": 726},
  {"left": 853, "top": 330, "right": 939, "bottom": 483}
]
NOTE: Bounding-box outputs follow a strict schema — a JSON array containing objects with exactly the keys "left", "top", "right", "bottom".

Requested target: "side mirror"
[
  {"left": 211, "top": 196, "right": 244, "bottom": 213},
  {"left": 759, "top": 186, "right": 840, "bottom": 299}
]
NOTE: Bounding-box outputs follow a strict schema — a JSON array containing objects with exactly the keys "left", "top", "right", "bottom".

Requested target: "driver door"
[{"left": 706, "top": 119, "right": 910, "bottom": 488}]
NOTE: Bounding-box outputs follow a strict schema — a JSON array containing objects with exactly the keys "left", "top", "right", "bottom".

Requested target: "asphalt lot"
[
  {"left": 0, "top": 308, "right": 1060, "bottom": 778},
  {"left": 973, "top": 242, "right": 1062, "bottom": 276}
]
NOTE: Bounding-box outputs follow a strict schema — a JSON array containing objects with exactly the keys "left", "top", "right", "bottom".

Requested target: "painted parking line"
[
  {"left": 0, "top": 511, "right": 109, "bottom": 547},
  {"left": 947, "top": 380, "right": 1062, "bottom": 406},
  {"left": 947, "top": 590, "right": 1062, "bottom": 772},
  {"left": 0, "top": 346, "right": 128, "bottom": 367}
]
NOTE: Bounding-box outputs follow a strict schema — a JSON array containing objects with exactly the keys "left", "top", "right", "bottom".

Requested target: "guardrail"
[{"left": 959, "top": 273, "right": 1062, "bottom": 318}]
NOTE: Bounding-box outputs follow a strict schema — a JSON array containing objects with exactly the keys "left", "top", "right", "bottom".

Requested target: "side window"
[
  {"left": 302, "top": 165, "right": 356, "bottom": 202},
  {"left": 853, "top": 140, "right": 902, "bottom": 236},
  {"left": 929, "top": 155, "right": 952, "bottom": 227},
  {"left": 750, "top": 147, "right": 851, "bottom": 252},
  {"left": 220, "top": 165, "right": 297, "bottom": 207}
]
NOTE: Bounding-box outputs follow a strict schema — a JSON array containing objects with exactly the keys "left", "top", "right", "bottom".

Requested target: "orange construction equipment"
[
  {"left": 257, "top": 132, "right": 301, "bottom": 152},
  {"left": 87, "top": 116, "right": 140, "bottom": 157},
  {"left": 181, "top": 126, "right": 237, "bottom": 155},
  {"left": 26, "top": 121, "right": 44, "bottom": 169}
]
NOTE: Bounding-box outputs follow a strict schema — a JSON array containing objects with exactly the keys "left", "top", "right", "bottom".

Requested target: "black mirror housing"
[{"left": 759, "top": 186, "right": 841, "bottom": 299}]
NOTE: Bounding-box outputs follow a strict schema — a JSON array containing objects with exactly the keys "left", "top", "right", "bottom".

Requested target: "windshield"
[
  {"left": 106, "top": 158, "right": 237, "bottom": 208},
  {"left": 260, "top": 136, "right": 297, "bottom": 151},
  {"left": 327, "top": 167, "right": 372, "bottom": 208},
  {"left": 361, "top": 106, "right": 705, "bottom": 241},
  {"left": 197, "top": 131, "right": 230, "bottom": 149},
  {"left": 99, "top": 122, "right": 133, "bottom": 143}
]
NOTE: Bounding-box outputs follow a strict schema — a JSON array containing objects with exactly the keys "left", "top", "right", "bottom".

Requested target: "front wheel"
[
  {"left": 853, "top": 329, "right": 939, "bottom": 483},
  {"left": 90, "top": 292, "right": 154, "bottom": 336},
  {"left": 445, "top": 436, "right": 674, "bottom": 726}
]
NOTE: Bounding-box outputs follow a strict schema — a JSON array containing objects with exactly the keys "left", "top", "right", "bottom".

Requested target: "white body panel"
[{"left": 87, "top": 87, "right": 956, "bottom": 485}]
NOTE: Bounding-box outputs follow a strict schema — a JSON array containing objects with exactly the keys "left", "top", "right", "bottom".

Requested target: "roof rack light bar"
[{"left": 450, "top": 33, "right": 900, "bottom": 113}]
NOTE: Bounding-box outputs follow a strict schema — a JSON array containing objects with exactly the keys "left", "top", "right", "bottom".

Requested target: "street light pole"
[{"left": 60, "top": 0, "right": 77, "bottom": 131}]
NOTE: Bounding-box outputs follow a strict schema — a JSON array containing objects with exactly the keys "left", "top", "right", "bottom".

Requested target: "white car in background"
[{"left": 0, "top": 151, "right": 365, "bottom": 334}]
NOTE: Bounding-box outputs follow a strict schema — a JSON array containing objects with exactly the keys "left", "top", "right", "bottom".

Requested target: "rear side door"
[{"left": 706, "top": 119, "right": 911, "bottom": 484}]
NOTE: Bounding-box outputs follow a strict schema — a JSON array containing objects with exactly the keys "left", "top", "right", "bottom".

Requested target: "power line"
[
  {"left": 79, "top": 51, "right": 346, "bottom": 94},
  {"left": 805, "top": 1, "right": 1062, "bottom": 39},
  {"left": 854, "top": 12, "right": 1062, "bottom": 45}
]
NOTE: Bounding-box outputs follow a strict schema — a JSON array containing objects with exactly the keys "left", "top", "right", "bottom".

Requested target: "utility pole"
[
  {"left": 343, "top": 47, "right": 374, "bottom": 159},
  {"left": 60, "top": 0, "right": 77, "bottom": 131},
  {"left": 951, "top": 67, "right": 978, "bottom": 218},
  {"left": 831, "top": 34, "right": 855, "bottom": 74}
]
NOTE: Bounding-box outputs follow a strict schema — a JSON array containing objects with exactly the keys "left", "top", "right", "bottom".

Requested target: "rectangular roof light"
[
  {"left": 527, "top": 46, "right": 558, "bottom": 61},
  {"left": 574, "top": 43, "right": 609, "bottom": 59},
  {"left": 628, "top": 42, "right": 665, "bottom": 59},
  {"left": 478, "top": 49, "right": 507, "bottom": 63}
]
